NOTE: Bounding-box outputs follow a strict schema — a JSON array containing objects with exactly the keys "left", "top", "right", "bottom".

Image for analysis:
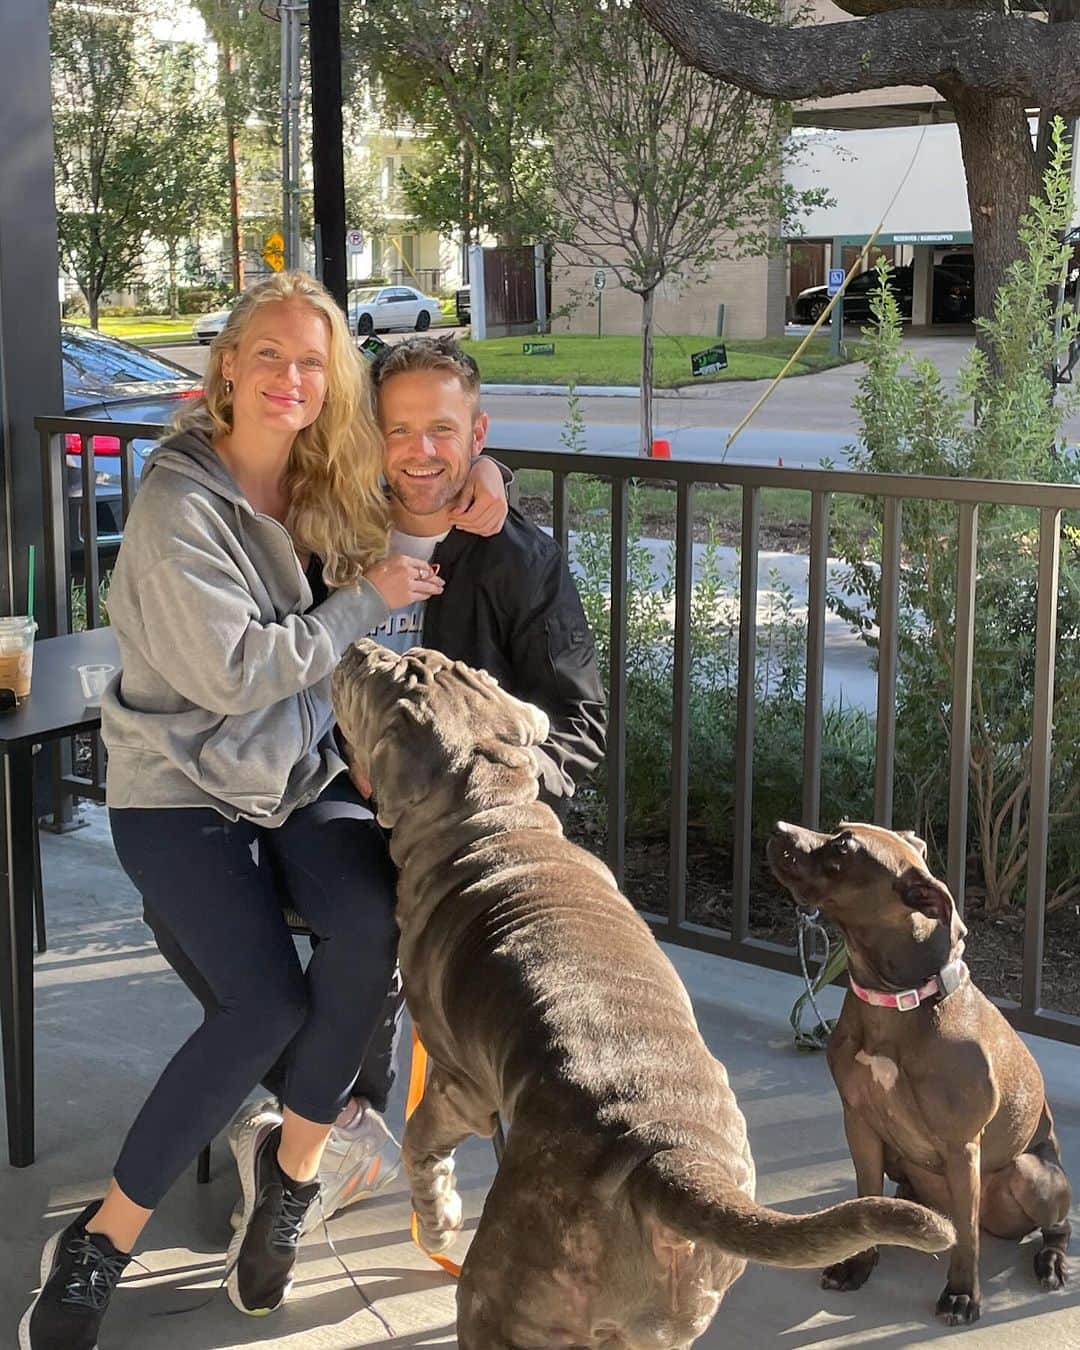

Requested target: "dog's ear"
[
  {"left": 367, "top": 699, "right": 438, "bottom": 828},
  {"left": 899, "top": 829, "right": 929, "bottom": 860},
  {"left": 896, "top": 869, "right": 953, "bottom": 928}
]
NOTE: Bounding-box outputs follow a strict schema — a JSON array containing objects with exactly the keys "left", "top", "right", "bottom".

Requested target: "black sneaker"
[
  {"left": 226, "top": 1122, "right": 320, "bottom": 1315},
  {"left": 19, "top": 1200, "right": 130, "bottom": 1350}
]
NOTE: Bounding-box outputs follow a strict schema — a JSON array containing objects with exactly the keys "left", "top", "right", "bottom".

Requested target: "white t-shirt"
[{"left": 368, "top": 527, "right": 449, "bottom": 655}]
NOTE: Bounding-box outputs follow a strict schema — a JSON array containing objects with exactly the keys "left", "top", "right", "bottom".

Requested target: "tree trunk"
[
  {"left": 461, "top": 142, "right": 473, "bottom": 281},
  {"left": 640, "top": 287, "right": 656, "bottom": 456},
  {"left": 88, "top": 291, "right": 100, "bottom": 330},
  {"left": 945, "top": 85, "right": 1039, "bottom": 332},
  {"left": 167, "top": 242, "right": 178, "bottom": 318}
]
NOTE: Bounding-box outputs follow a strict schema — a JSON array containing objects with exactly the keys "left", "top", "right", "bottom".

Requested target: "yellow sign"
[{"left": 263, "top": 230, "right": 285, "bottom": 272}]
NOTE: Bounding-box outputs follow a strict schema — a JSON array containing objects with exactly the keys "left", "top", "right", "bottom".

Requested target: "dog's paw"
[
  {"left": 936, "top": 1286, "right": 981, "bottom": 1325},
  {"left": 1035, "top": 1246, "right": 1068, "bottom": 1291},
  {"left": 416, "top": 1191, "right": 463, "bottom": 1253},
  {"left": 821, "top": 1249, "right": 879, "bottom": 1292}
]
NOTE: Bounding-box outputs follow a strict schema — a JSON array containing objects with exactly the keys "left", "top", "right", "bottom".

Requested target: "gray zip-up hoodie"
[{"left": 101, "top": 428, "right": 390, "bottom": 825}]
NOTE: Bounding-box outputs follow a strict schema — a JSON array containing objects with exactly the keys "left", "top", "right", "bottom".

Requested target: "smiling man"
[{"left": 230, "top": 335, "right": 607, "bottom": 1230}]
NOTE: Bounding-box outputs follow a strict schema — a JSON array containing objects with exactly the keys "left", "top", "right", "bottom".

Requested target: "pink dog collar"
[{"left": 849, "top": 960, "right": 968, "bottom": 1012}]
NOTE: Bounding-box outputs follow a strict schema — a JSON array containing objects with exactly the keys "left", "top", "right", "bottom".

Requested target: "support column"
[
  {"left": 0, "top": 1, "right": 62, "bottom": 628},
  {"left": 469, "top": 245, "right": 486, "bottom": 340},
  {"left": 309, "top": 0, "right": 347, "bottom": 309},
  {"left": 911, "top": 246, "right": 935, "bottom": 327}
]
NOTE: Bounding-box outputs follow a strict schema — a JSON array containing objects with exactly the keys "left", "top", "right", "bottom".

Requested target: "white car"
[
  {"left": 348, "top": 285, "right": 440, "bottom": 336},
  {"left": 192, "top": 299, "right": 237, "bottom": 344}
]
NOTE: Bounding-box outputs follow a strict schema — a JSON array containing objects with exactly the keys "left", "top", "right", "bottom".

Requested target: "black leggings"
[{"left": 108, "top": 777, "right": 398, "bottom": 1210}]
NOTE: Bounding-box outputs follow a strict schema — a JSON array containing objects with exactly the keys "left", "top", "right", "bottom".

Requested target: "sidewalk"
[{"left": 4, "top": 806, "right": 1079, "bottom": 1347}]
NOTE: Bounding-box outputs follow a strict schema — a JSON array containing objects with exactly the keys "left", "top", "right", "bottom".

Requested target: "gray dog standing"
[
  {"left": 332, "top": 642, "right": 954, "bottom": 1349},
  {"left": 768, "top": 821, "right": 1072, "bottom": 1327}
]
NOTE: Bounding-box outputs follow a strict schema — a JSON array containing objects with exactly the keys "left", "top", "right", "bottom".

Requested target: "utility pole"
[{"left": 273, "top": 1, "right": 306, "bottom": 271}]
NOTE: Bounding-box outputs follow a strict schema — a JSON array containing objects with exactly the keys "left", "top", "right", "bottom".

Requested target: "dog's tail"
[{"left": 632, "top": 1149, "right": 954, "bottom": 1268}]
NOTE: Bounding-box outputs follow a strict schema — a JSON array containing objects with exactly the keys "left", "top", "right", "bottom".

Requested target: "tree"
[
  {"left": 638, "top": 0, "right": 1080, "bottom": 329},
  {"left": 144, "top": 46, "right": 230, "bottom": 315},
  {"left": 51, "top": 1, "right": 160, "bottom": 327},
  {"left": 343, "top": 0, "right": 554, "bottom": 247},
  {"left": 548, "top": 0, "right": 822, "bottom": 454},
  {"left": 832, "top": 126, "right": 1080, "bottom": 915},
  {"left": 192, "top": 0, "right": 284, "bottom": 291}
]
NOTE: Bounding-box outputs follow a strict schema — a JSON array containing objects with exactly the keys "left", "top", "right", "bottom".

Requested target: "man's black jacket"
[{"left": 422, "top": 507, "right": 606, "bottom": 808}]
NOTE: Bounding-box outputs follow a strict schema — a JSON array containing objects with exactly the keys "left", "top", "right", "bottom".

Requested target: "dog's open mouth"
[{"left": 766, "top": 833, "right": 819, "bottom": 910}]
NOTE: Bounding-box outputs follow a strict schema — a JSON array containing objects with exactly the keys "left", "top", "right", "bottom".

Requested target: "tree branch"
[{"left": 637, "top": 0, "right": 1080, "bottom": 110}]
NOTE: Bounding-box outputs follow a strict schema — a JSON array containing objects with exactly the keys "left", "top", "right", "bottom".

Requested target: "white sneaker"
[
  {"left": 311, "top": 1104, "right": 401, "bottom": 1232},
  {"left": 227, "top": 1096, "right": 284, "bottom": 1232}
]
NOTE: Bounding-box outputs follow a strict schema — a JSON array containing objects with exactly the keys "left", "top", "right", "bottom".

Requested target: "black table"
[{"left": 0, "top": 626, "right": 119, "bottom": 1166}]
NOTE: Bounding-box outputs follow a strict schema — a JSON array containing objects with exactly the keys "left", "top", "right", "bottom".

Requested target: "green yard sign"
[
  {"left": 691, "top": 343, "right": 728, "bottom": 377},
  {"left": 523, "top": 341, "right": 555, "bottom": 356}
]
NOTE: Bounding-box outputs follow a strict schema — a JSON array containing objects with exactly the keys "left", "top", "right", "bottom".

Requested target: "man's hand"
[
  {"left": 336, "top": 728, "right": 374, "bottom": 800},
  {"left": 449, "top": 455, "right": 508, "bottom": 536},
  {"left": 349, "top": 762, "right": 374, "bottom": 801}
]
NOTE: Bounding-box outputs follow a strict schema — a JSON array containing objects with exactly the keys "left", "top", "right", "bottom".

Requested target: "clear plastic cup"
[
  {"left": 78, "top": 663, "right": 115, "bottom": 706},
  {"left": 0, "top": 617, "right": 37, "bottom": 704}
]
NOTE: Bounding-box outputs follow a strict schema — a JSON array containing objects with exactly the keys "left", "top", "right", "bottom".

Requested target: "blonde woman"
[{"left": 20, "top": 273, "right": 507, "bottom": 1350}]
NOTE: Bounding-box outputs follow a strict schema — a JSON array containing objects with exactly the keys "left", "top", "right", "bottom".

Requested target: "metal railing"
[{"left": 35, "top": 416, "right": 1080, "bottom": 1046}]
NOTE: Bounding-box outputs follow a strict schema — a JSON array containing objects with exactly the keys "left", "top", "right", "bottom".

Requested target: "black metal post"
[
  {"left": 308, "top": 0, "right": 347, "bottom": 310},
  {"left": 0, "top": 1, "right": 63, "bottom": 629}
]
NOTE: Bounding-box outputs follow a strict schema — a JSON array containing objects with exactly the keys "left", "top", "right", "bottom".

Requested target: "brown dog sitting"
[
  {"left": 768, "top": 820, "right": 1072, "bottom": 1327},
  {"left": 332, "top": 642, "right": 954, "bottom": 1349}
]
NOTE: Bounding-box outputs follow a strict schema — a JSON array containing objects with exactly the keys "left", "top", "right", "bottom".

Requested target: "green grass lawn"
[
  {"left": 66, "top": 315, "right": 197, "bottom": 343},
  {"left": 461, "top": 333, "right": 846, "bottom": 387}
]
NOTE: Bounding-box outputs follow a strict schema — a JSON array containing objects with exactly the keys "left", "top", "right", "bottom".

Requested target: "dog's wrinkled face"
[
  {"left": 331, "top": 639, "right": 550, "bottom": 826},
  {"left": 767, "top": 821, "right": 966, "bottom": 953}
]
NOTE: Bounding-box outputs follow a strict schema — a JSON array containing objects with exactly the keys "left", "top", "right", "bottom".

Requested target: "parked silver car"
[{"left": 192, "top": 297, "right": 238, "bottom": 344}]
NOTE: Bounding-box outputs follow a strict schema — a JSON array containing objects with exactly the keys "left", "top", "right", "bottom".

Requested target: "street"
[{"left": 156, "top": 331, "right": 1050, "bottom": 468}]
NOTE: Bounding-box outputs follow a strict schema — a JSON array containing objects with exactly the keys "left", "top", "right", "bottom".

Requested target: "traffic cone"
[{"left": 651, "top": 438, "right": 671, "bottom": 459}]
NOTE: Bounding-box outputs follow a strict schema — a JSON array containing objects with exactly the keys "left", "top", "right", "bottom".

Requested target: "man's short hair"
[{"left": 370, "top": 334, "right": 481, "bottom": 400}]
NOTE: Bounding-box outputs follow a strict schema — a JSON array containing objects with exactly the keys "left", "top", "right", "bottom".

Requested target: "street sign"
[
  {"left": 523, "top": 341, "right": 555, "bottom": 356},
  {"left": 691, "top": 342, "right": 727, "bottom": 378},
  {"left": 263, "top": 230, "right": 285, "bottom": 273},
  {"left": 827, "top": 267, "right": 845, "bottom": 296},
  {"left": 346, "top": 229, "right": 365, "bottom": 254},
  {"left": 593, "top": 269, "right": 607, "bottom": 292}
]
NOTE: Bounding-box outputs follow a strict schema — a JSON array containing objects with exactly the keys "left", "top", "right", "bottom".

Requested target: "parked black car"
[
  {"left": 60, "top": 324, "right": 201, "bottom": 559},
  {"left": 794, "top": 264, "right": 915, "bottom": 324},
  {"left": 794, "top": 258, "right": 977, "bottom": 325}
]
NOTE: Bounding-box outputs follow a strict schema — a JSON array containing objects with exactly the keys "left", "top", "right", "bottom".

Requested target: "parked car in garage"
[
  {"left": 794, "top": 264, "right": 915, "bottom": 324},
  {"left": 348, "top": 284, "right": 440, "bottom": 336},
  {"left": 795, "top": 257, "right": 979, "bottom": 326},
  {"left": 60, "top": 323, "right": 201, "bottom": 561}
]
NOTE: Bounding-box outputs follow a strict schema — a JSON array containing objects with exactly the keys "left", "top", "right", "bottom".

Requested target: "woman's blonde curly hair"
[{"left": 172, "top": 271, "right": 388, "bottom": 586}]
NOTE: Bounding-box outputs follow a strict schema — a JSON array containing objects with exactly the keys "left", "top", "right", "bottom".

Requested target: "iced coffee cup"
[{"left": 0, "top": 617, "right": 37, "bottom": 705}]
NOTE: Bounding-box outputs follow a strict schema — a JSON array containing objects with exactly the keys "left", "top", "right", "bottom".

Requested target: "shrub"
[{"left": 177, "top": 285, "right": 229, "bottom": 314}]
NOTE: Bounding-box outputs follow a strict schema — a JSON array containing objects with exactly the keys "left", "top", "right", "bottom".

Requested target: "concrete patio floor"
[{"left": 4, "top": 805, "right": 1080, "bottom": 1348}]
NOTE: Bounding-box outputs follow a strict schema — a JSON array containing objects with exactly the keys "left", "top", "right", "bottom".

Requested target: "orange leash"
[{"left": 405, "top": 1025, "right": 463, "bottom": 1278}]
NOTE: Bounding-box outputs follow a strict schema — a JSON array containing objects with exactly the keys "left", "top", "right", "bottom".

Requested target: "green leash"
[{"left": 791, "top": 908, "right": 848, "bottom": 1051}]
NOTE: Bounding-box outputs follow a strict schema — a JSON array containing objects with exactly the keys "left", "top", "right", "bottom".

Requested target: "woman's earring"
[{"left": 224, "top": 379, "right": 233, "bottom": 395}]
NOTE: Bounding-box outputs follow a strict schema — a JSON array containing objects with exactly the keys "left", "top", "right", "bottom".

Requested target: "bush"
[
  {"left": 177, "top": 286, "right": 230, "bottom": 314},
  {"left": 570, "top": 471, "right": 875, "bottom": 887},
  {"left": 831, "top": 119, "right": 1080, "bottom": 915}
]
